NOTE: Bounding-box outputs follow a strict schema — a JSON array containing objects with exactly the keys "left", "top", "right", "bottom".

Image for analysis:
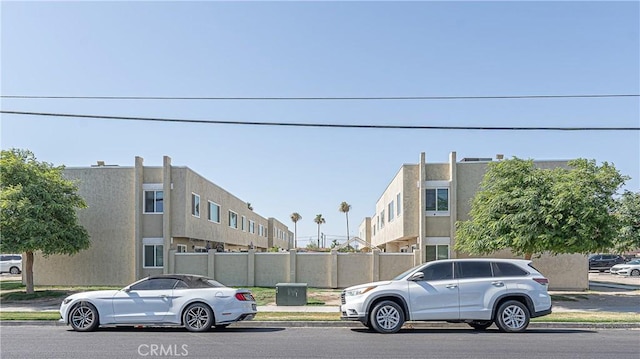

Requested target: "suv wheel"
[
  {"left": 369, "top": 300, "right": 404, "bottom": 334},
  {"left": 495, "top": 300, "right": 530, "bottom": 333},
  {"left": 468, "top": 320, "right": 493, "bottom": 330}
]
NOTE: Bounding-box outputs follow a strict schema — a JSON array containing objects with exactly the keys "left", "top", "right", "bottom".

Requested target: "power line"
[
  {"left": 2, "top": 110, "right": 638, "bottom": 131},
  {"left": 1, "top": 94, "right": 638, "bottom": 101}
]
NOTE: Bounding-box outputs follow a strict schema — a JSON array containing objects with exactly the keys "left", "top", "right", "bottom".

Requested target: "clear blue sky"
[{"left": 2, "top": 1, "right": 639, "bottom": 245}]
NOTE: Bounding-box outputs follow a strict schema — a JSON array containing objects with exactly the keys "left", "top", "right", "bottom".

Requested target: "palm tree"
[
  {"left": 290, "top": 212, "right": 302, "bottom": 248},
  {"left": 314, "top": 214, "right": 325, "bottom": 248},
  {"left": 339, "top": 202, "right": 352, "bottom": 245}
]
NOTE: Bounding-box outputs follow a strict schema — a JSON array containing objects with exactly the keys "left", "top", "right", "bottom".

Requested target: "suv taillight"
[
  {"left": 533, "top": 278, "right": 549, "bottom": 286},
  {"left": 235, "top": 292, "right": 255, "bottom": 301}
]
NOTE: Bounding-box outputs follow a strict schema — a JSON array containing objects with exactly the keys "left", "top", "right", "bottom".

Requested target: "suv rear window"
[{"left": 493, "top": 262, "right": 528, "bottom": 276}]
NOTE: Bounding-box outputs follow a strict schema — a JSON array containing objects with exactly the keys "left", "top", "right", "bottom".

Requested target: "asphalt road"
[{"left": 1, "top": 326, "right": 638, "bottom": 359}]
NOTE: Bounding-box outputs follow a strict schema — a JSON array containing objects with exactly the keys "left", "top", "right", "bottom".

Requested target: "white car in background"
[
  {"left": 610, "top": 259, "right": 640, "bottom": 276},
  {"left": 60, "top": 274, "right": 257, "bottom": 332},
  {"left": 0, "top": 254, "right": 22, "bottom": 274}
]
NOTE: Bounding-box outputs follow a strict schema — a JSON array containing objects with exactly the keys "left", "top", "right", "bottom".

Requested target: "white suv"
[
  {"left": 340, "top": 258, "right": 552, "bottom": 333},
  {"left": 0, "top": 254, "right": 22, "bottom": 275}
]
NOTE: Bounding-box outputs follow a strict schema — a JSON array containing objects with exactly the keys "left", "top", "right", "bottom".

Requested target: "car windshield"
[{"left": 627, "top": 259, "right": 640, "bottom": 265}]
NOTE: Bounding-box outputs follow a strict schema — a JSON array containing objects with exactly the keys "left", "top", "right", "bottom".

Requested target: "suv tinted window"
[
  {"left": 493, "top": 262, "right": 528, "bottom": 277},
  {"left": 457, "top": 261, "right": 492, "bottom": 279},
  {"left": 421, "top": 262, "right": 453, "bottom": 281}
]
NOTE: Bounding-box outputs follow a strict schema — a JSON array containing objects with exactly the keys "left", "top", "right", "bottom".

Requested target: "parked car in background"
[
  {"left": 588, "top": 254, "right": 626, "bottom": 272},
  {"left": 340, "top": 258, "right": 552, "bottom": 334},
  {"left": 610, "top": 259, "right": 640, "bottom": 277},
  {"left": 60, "top": 274, "right": 257, "bottom": 332},
  {"left": 0, "top": 254, "right": 22, "bottom": 274}
]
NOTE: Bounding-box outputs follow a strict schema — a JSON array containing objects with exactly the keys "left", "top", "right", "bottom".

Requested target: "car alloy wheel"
[
  {"left": 183, "top": 303, "right": 213, "bottom": 332},
  {"left": 9, "top": 267, "right": 20, "bottom": 275},
  {"left": 631, "top": 269, "right": 640, "bottom": 276},
  {"left": 495, "top": 300, "right": 530, "bottom": 333},
  {"left": 369, "top": 300, "right": 404, "bottom": 334},
  {"left": 69, "top": 302, "right": 99, "bottom": 332}
]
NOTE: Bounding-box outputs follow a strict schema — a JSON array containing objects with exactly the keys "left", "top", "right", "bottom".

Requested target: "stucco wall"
[
  {"left": 337, "top": 253, "right": 372, "bottom": 288},
  {"left": 33, "top": 167, "right": 137, "bottom": 286},
  {"left": 296, "top": 253, "right": 332, "bottom": 288},
  {"left": 378, "top": 253, "right": 415, "bottom": 280},
  {"left": 255, "top": 253, "right": 289, "bottom": 286}
]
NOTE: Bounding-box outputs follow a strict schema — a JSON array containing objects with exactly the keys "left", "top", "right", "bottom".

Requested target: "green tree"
[
  {"left": 314, "top": 214, "right": 325, "bottom": 247},
  {"left": 0, "top": 149, "right": 90, "bottom": 293},
  {"left": 613, "top": 190, "right": 640, "bottom": 253},
  {"left": 339, "top": 201, "right": 352, "bottom": 243},
  {"left": 290, "top": 212, "right": 302, "bottom": 248},
  {"left": 455, "top": 157, "right": 628, "bottom": 259}
]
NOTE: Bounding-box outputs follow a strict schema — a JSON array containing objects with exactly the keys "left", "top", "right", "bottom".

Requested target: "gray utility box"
[{"left": 275, "top": 283, "right": 308, "bottom": 306}]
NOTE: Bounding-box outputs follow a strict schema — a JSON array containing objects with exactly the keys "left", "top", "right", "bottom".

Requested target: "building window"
[
  {"left": 191, "top": 193, "right": 200, "bottom": 218},
  {"left": 397, "top": 192, "right": 402, "bottom": 216},
  {"left": 259, "top": 224, "right": 264, "bottom": 237},
  {"left": 426, "top": 188, "right": 449, "bottom": 213},
  {"left": 229, "top": 211, "right": 238, "bottom": 229},
  {"left": 144, "top": 190, "right": 163, "bottom": 213},
  {"left": 176, "top": 244, "right": 187, "bottom": 253},
  {"left": 249, "top": 220, "right": 255, "bottom": 233},
  {"left": 426, "top": 244, "right": 449, "bottom": 262},
  {"left": 144, "top": 244, "right": 163, "bottom": 268},
  {"left": 380, "top": 210, "right": 385, "bottom": 228},
  {"left": 388, "top": 201, "right": 395, "bottom": 222},
  {"left": 208, "top": 201, "right": 220, "bottom": 223},
  {"left": 242, "top": 216, "right": 247, "bottom": 231}
]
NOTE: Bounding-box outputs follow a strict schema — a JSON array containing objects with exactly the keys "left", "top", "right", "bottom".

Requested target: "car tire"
[
  {"left": 183, "top": 303, "right": 214, "bottom": 332},
  {"left": 369, "top": 300, "right": 404, "bottom": 334},
  {"left": 468, "top": 320, "right": 493, "bottom": 330},
  {"left": 69, "top": 302, "right": 100, "bottom": 332},
  {"left": 631, "top": 269, "right": 640, "bottom": 277},
  {"left": 495, "top": 300, "right": 530, "bottom": 333},
  {"left": 9, "top": 267, "right": 20, "bottom": 275}
]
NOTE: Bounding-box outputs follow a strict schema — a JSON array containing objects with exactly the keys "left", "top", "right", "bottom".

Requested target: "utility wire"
[
  {"left": 2, "top": 94, "right": 639, "bottom": 101},
  {"left": 2, "top": 110, "right": 638, "bottom": 131}
]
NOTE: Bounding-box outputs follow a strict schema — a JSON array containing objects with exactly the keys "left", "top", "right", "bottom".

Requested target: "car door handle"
[
  {"left": 491, "top": 281, "right": 505, "bottom": 287},
  {"left": 446, "top": 284, "right": 458, "bottom": 289}
]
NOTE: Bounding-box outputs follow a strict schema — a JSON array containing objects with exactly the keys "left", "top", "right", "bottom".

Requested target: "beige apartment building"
[
  {"left": 32, "top": 156, "right": 293, "bottom": 285},
  {"left": 358, "top": 152, "right": 587, "bottom": 288}
]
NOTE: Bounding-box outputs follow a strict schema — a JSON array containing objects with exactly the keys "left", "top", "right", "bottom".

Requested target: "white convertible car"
[{"left": 59, "top": 274, "right": 257, "bottom": 332}]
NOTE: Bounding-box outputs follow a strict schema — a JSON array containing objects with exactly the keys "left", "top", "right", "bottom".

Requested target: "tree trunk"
[
  {"left": 524, "top": 253, "right": 533, "bottom": 260},
  {"left": 345, "top": 213, "right": 350, "bottom": 247},
  {"left": 25, "top": 251, "right": 34, "bottom": 294}
]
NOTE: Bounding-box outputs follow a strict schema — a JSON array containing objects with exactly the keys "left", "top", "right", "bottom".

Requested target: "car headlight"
[{"left": 345, "top": 286, "right": 377, "bottom": 297}]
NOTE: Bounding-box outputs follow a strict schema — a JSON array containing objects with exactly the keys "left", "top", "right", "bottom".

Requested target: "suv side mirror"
[{"left": 408, "top": 272, "right": 424, "bottom": 281}]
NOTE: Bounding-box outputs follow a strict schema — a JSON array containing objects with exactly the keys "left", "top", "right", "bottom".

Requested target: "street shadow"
[
  {"left": 70, "top": 326, "right": 285, "bottom": 333},
  {"left": 350, "top": 328, "right": 597, "bottom": 335}
]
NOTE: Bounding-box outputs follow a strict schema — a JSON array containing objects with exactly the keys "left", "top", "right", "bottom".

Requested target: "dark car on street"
[{"left": 588, "top": 254, "right": 626, "bottom": 272}]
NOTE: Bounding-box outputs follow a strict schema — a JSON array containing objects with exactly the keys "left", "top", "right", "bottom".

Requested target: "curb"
[{"left": 2, "top": 320, "right": 639, "bottom": 329}]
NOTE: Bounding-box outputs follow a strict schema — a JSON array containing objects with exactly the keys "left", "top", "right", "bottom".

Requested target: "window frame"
[
  {"left": 191, "top": 193, "right": 200, "bottom": 218},
  {"left": 143, "top": 240, "right": 164, "bottom": 268},
  {"left": 207, "top": 201, "right": 221, "bottom": 223},
  {"left": 229, "top": 210, "right": 238, "bottom": 229},
  {"left": 425, "top": 187, "right": 450, "bottom": 215}
]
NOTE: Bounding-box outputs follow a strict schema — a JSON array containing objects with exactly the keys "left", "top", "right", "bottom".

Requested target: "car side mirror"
[{"left": 408, "top": 272, "right": 424, "bottom": 281}]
